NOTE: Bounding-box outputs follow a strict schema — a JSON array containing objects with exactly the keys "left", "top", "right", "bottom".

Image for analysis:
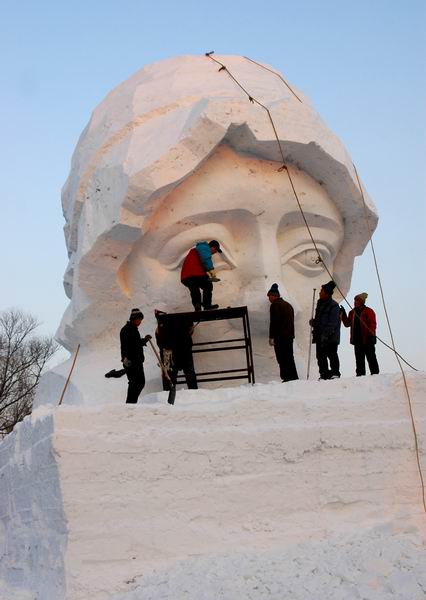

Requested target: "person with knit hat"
[
  {"left": 267, "top": 283, "right": 298, "bottom": 382},
  {"left": 180, "top": 240, "right": 222, "bottom": 311},
  {"left": 310, "top": 281, "right": 341, "bottom": 380},
  {"left": 340, "top": 293, "right": 379, "bottom": 376},
  {"left": 119, "top": 308, "right": 152, "bottom": 403}
]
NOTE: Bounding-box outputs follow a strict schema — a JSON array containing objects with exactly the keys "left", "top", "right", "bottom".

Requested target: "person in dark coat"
[
  {"left": 340, "top": 292, "right": 379, "bottom": 376},
  {"left": 155, "top": 310, "right": 198, "bottom": 390},
  {"left": 120, "top": 308, "right": 152, "bottom": 403},
  {"left": 310, "top": 281, "right": 341, "bottom": 380},
  {"left": 267, "top": 283, "right": 299, "bottom": 382},
  {"left": 180, "top": 240, "right": 222, "bottom": 311}
]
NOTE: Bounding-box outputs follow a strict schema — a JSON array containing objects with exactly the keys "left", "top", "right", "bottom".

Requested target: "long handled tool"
[
  {"left": 306, "top": 288, "right": 316, "bottom": 380},
  {"left": 148, "top": 339, "right": 176, "bottom": 405}
]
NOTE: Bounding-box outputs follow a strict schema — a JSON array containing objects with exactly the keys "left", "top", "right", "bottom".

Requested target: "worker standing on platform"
[
  {"left": 267, "top": 283, "right": 299, "bottom": 382},
  {"left": 181, "top": 240, "right": 222, "bottom": 311}
]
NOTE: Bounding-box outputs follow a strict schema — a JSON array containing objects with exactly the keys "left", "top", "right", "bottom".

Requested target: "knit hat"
[
  {"left": 355, "top": 292, "right": 368, "bottom": 303},
  {"left": 129, "top": 308, "right": 144, "bottom": 321},
  {"left": 209, "top": 239, "right": 222, "bottom": 253},
  {"left": 267, "top": 283, "right": 280, "bottom": 297},
  {"left": 321, "top": 281, "right": 336, "bottom": 296}
]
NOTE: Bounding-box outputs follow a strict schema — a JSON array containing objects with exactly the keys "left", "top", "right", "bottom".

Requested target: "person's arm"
[
  {"left": 340, "top": 306, "right": 351, "bottom": 327},
  {"left": 196, "top": 242, "right": 214, "bottom": 271},
  {"left": 120, "top": 326, "right": 131, "bottom": 364},
  {"left": 365, "top": 308, "right": 377, "bottom": 337}
]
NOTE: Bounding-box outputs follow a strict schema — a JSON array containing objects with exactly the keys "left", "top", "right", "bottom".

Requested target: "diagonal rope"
[
  {"left": 243, "top": 55, "right": 303, "bottom": 103},
  {"left": 205, "top": 51, "right": 425, "bottom": 514}
]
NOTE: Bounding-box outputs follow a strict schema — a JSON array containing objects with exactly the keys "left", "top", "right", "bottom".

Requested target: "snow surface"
[{"left": 1, "top": 372, "right": 425, "bottom": 599}]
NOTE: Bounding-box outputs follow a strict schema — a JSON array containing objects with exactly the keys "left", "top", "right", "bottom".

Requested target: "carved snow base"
[{"left": 1, "top": 373, "right": 425, "bottom": 599}]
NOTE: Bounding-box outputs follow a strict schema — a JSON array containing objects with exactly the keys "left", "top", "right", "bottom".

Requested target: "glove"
[
  {"left": 143, "top": 334, "right": 152, "bottom": 344},
  {"left": 339, "top": 305, "right": 347, "bottom": 315},
  {"left": 122, "top": 357, "right": 132, "bottom": 368},
  {"left": 369, "top": 335, "right": 377, "bottom": 345},
  {"left": 269, "top": 338, "right": 275, "bottom": 347},
  {"left": 207, "top": 269, "right": 220, "bottom": 282},
  {"left": 309, "top": 318, "right": 314, "bottom": 327}
]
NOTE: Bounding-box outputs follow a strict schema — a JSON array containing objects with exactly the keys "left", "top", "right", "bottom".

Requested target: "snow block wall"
[
  {"left": 0, "top": 411, "right": 67, "bottom": 600},
  {"left": 1, "top": 373, "right": 425, "bottom": 599}
]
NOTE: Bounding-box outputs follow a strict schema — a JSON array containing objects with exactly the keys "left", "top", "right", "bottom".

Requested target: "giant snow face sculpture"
[{"left": 57, "top": 55, "right": 378, "bottom": 389}]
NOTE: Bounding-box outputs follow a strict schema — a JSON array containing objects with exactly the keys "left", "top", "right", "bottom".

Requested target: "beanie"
[
  {"left": 321, "top": 281, "right": 336, "bottom": 296},
  {"left": 267, "top": 283, "right": 280, "bottom": 297},
  {"left": 355, "top": 292, "right": 368, "bottom": 303},
  {"left": 129, "top": 308, "right": 144, "bottom": 321},
  {"left": 209, "top": 239, "right": 222, "bottom": 253}
]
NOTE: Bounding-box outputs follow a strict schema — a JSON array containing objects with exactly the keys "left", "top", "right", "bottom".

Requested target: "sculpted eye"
[
  {"left": 155, "top": 227, "right": 236, "bottom": 271},
  {"left": 281, "top": 244, "right": 331, "bottom": 277}
]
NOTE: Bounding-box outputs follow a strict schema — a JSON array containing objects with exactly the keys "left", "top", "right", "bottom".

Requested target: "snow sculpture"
[{"left": 52, "top": 54, "right": 378, "bottom": 402}]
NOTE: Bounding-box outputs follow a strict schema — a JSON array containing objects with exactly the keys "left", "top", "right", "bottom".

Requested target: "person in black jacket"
[
  {"left": 120, "top": 308, "right": 152, "bottom": 403},
  {"left": 155, "top": 310, "right": 198, "bottom": 390},
  {"left": 267, "top": 283, "right": 299, "bottom": 382},
  {"left": 310, "top": 281, "right": 341, "bottom": 380}
]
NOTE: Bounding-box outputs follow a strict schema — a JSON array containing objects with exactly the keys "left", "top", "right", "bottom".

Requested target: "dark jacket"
[
  {"left": 312, "top": 298, "right": 341, "bottom": 346},
  {"left": 120, "top": 321, "right": 146, "bottom": 363},
  {"left": 269, "top": 297, "right": 295, "bottom": 340},
  {"left": 341, "top": 305, "right": 377, "bottom": 345},
  {"left": 156, "top": 316, "right": 194, "bottom": 353}
]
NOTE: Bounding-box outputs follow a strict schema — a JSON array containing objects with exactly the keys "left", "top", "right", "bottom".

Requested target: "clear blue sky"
[{"left": 1, "top": 0, "right": 425, "bottom": 374}]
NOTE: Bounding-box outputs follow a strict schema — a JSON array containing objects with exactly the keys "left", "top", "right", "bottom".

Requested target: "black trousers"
[
  {"left": 274, "top": 338, "right": 299, "bottom": 382},
  {"left": 124, "top": 364, "right": 145, "bottom": 403},
  {"left": 316, "top": 344, "right": 340, "bottom": 379},
  {"left": 162, "top": 348, "right": 198, "bottom": 390},
  {"left": 182, "top": 275, "right": 213, "bottom": 309},
  {"left": 354, "top": 343, "right": 379, "bottom": 376}
]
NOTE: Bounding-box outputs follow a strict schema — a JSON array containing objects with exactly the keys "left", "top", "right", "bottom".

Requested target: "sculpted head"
[{"left": 58, "top": 54, "right": 378, "bottom": 381}]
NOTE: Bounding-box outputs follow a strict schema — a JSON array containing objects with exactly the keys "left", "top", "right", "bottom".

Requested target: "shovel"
[{"left": 148, "top": 339, "right": 176, "bottom": 405}]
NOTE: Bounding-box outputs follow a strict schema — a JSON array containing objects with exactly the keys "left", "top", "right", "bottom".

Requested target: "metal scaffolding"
[{"left": 156, "top": 306, "right": 255, "bottom": 387}]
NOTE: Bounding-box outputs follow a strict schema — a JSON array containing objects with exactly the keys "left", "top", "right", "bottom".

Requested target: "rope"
[
  {"left": 58, "top": 344, "right": 80, "bottom": 406},
  {"left": 243, "top": 56, "right": 303, "bottom": 103},
  {"left": 205, "top": 51, "right": 425, "bottom": 513}
]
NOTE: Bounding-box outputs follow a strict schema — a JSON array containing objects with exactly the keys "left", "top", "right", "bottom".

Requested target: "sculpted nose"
[{"left": 258, "top": 226, "right": 282, "bottom": 294}]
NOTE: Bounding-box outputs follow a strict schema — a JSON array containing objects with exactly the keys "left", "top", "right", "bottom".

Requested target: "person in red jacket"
[
  {"left": 181, "top": 240, "right": 222, "bottom": 311},
  {"left": 340, "top": 293, "right": 379, "bottom": 376}
]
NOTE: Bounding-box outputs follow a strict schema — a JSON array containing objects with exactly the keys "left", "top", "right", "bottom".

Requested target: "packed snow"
[{"left": 0, "top": 372, "right": 425, "bottom": 599}]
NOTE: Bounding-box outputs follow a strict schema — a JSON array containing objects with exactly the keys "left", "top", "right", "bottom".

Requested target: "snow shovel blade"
[{"left": 167, "top": 385, "right": 176, "bottom": 405}]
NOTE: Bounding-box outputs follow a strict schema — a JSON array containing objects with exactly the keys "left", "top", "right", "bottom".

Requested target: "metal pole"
[
  {"left": 58, "top": 344, "right": 80, "bottom": 406},
  {"left": 306, "top": 289, "right": 316, "bottom": 380}
]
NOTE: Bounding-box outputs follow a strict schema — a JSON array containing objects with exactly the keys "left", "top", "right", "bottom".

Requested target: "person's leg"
[
  {"left": 354, "top": 344, "right": 366, "bottom": 376},
  {"left": 125, "top": 365, "right": 145, "bottom": 403},
  {"left": 181, "top": 350, "right": 198, "bottom": 389},
  {"left": 316, "top": 345, "right": 330, "bottom": 379},
  {"left": 199, "top": 276, "right": 214, "bottom": 308},
  {"left": 275, "top": 339, "right": 298, "bottom": 382},
  {"left": 327, "top": 344, "right": 341, "bottom": 378},
  {"left": 182, "top": 277, "right": 202, "bottom": 309},
  {"left": 273, "top": 343, "right": 286, "bottom": 381},
  {"left": 365, "top": 342, "right": 379, "bottom": 375}
]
